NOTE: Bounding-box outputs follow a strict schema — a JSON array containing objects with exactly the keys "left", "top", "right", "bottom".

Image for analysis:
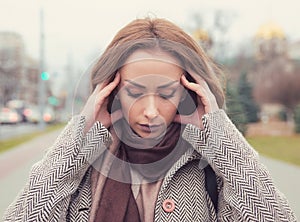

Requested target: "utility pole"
[
  {"left": 38, "top": 4, "right": 46, "bottom": 129},
  {"left": 65, "top": 53, "right": 74, "bottom": 119}
]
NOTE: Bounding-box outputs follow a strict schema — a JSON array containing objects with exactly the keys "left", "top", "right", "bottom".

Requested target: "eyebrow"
[
  {"left": 157, "top": 80, "right": 178, "bottom": 89},
  {"left": 125, "top": 80, "right": 146, "bottom": 89},
  {"left": 125, "top": 80, "right": 178, "bottom": 89}
]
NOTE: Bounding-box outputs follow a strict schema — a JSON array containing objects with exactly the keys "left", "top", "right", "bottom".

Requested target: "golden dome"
[
  {"left": 192, "top": 29, "right": 210, "bottom": 42},
  {"left": 255, "top": 21, "right": 285, "bottom": 40}
]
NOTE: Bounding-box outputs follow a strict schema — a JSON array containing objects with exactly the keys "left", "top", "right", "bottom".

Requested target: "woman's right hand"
[{"left": 80, "top": 73, "right": 122, "bottom": 133}]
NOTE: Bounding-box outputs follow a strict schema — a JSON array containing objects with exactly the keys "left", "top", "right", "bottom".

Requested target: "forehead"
[{"left": 119, "top": 50, "right": 183, "bottom": 82}]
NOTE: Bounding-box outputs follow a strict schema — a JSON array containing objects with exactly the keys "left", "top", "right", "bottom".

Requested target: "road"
[
  {"left": 0, "top": 130, "right": 299, "bottom": 220},
  {"left": 0, "top": 123, "right": 41, "bottom": 140}
]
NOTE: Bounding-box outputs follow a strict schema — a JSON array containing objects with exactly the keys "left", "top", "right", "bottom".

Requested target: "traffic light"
[
  {"left": 41, "top": 71, "right": 49, "bottom": 80},
  {"left": 48, "top": 96, "right": 59, "bottom": 106}
]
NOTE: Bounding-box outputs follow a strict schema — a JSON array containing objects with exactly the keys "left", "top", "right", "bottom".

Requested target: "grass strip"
[
  {"left": 0, "top": 123, "right": 65, "bottom": 154},
  {"left": 2, "top": 124, "right": 299, "bottom": 167},
  {"left": 247, "top": 135, "right": 300, "bottom": 166}
]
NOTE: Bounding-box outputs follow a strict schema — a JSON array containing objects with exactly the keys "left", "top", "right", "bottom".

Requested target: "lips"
[{"left": 139, "top": 123, "right": 163, "bottom": 133}]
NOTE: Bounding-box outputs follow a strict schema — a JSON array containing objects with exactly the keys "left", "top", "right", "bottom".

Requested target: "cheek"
[
  {"left": 164, "top": 94, "right": 182, "bottom": 110},
  {"left": 158, "top": 100, "right": 179, "bottom": 118},
  {"left": 119, "top": 96, "right": 139, "bottom": 121}
]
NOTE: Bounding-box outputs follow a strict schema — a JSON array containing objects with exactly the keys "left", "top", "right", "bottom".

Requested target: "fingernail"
[{"left": 115, "top": 73, "right": 120, "bottom": 80}]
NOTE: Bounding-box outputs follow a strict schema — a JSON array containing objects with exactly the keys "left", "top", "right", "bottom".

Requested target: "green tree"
[
  {"left": 237, "top": 71, "right": 259, "bottom": 122},
  {"left": 226, "top": 82, "right": 248, "bottom": 135},
  {"left": 294, "top": 104, "right": 300, "bottom": 133}
]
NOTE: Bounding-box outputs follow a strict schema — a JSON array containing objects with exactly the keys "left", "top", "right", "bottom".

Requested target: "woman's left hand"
[{"left": 174, "top": 70, "right": 219, "bottom": 129}]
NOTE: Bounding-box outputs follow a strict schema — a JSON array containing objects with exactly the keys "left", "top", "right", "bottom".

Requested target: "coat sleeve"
[
  {"left": 3, "top": 116, "right": 112, "bottom": 222},
  {"left": 182, "top": 109, "right": 297, "bottom": 222}
]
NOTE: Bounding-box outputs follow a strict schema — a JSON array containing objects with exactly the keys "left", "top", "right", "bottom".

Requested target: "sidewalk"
[
  {"left": 259, "top": 156, "right": 300, "bottom": 218},
  {"left": 0, "top": 129, "right": 62, "bottom": 219},
  {"left": 0, "top": 129, "right": 299, "bottom": 220}
]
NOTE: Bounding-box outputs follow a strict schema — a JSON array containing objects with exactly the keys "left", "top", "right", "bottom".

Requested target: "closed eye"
[
  {"left": 125, "top": 88, "right": 143, "bottom": 98},
  {"left": 159, "top": 89, "right": 176, "bottom": 99}
]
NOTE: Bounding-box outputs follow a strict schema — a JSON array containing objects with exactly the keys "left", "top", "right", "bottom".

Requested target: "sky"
[{"left": 0, "top": 0, "right": 300, "bottom": 72}]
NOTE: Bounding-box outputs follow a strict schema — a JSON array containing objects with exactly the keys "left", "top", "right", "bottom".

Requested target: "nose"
[{"left": 143, "top": 95, "right": 159, "bottom": 120}]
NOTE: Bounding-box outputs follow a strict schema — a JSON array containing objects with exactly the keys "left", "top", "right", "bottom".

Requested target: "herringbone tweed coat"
[{"left": 3, "top": 110, "right": 297, "bottom": 222}]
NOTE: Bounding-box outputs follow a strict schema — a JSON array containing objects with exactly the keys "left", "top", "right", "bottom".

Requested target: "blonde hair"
[{"left": 91, "top": 17, "right": 225, "bottom": 108}]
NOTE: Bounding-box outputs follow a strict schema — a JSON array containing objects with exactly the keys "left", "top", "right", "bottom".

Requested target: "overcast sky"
[{"left": 0, "top": 0, "right": 300, "bottom": 71}]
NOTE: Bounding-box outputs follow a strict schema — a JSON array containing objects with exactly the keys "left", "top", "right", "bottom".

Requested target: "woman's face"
[{"left": 118, "top": 49, "right": 184, "bottom": 138}]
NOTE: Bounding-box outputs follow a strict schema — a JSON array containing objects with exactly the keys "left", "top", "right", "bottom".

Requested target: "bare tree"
[
  {"left": 253, "top": 58, "right": 300, "bottom": 121},
  {"left": 187, "top": 9, "right": 235, "bottom": 62}
]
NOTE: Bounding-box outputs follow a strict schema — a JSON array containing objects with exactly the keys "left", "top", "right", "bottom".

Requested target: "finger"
[
  {"left": 93, "top": 74, "right": 121, "bottom": 120},
  {"left": 186, "top": 70, "right": 203, "bottom": 84},
  {"left": 112, "top": 72, "right": 121, "bottom": 85},
  {"left": 94, "top": 72, "right": 120, "bottom": 94},
  {"left": 184, "top": 71, "right": 209, "bottom": 89},
  {"left": 181, "top": 75, "right": 218, "bottom": 113},
  {"left": 181, "top": 75, "right": 205, "bottom": 96},
  {"left": 94, "top": 80, "right": 110, "bottom": 93},
  {"left": 182, "top": 74, "right": 215, "bottom": 99},
  {"left": 92, "top": 84, "right": 102, "bottom": 95},
  {"left": 185, "top": 73, "right": 218, "bottom": 111},
  {"left": 96, "top": 73, "right": 120, "bottom": 102},
  {"left": 104, "top": 72, "right": 120, "bottom": 93}
]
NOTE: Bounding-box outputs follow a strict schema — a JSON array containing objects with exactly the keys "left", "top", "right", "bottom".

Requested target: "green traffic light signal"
[
  {"left": 48, "top": 96, "right": 59, "bottom": 106},
  {"left": 41, "top": 71, "right": 49, "bottom": 80}
]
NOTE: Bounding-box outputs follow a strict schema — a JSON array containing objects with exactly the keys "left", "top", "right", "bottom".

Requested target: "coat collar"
[{"left": 159, "top": 145, "right": 202, "bottom": 193}]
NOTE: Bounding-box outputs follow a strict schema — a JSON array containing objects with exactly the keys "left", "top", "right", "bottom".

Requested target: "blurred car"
[
  {"left": 23, "top": 105, "right": 41, "bottom": 124},
  {"left": 43, "top": 106, "right": 56, "bottom": 123},
  {"left": 6, "top": 99, "right": 27, "bottom": 122},
  {"left": 0, "top": 107, "right": 22, "bottom": 124},
  {"left": 23, "top": 105, "right": 56, "bottom": 124}
]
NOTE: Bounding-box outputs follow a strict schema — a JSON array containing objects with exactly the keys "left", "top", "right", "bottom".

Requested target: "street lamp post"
[{"left": 38, "top": 5, "right": 46, "bottom": 129}]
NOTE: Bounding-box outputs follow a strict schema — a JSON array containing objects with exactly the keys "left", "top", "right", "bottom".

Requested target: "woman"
[{"left": 4, "top": 18, "right": 296, "bottom": 222}]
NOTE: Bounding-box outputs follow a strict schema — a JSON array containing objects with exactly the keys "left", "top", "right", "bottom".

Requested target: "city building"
[{"left": 0, "top": 32, "right": 39, "bottom": 106}]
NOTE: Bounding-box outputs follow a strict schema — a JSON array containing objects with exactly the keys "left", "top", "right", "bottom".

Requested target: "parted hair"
[{"left": 90, "top": 17, "right": 225, "bottom": 108}]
